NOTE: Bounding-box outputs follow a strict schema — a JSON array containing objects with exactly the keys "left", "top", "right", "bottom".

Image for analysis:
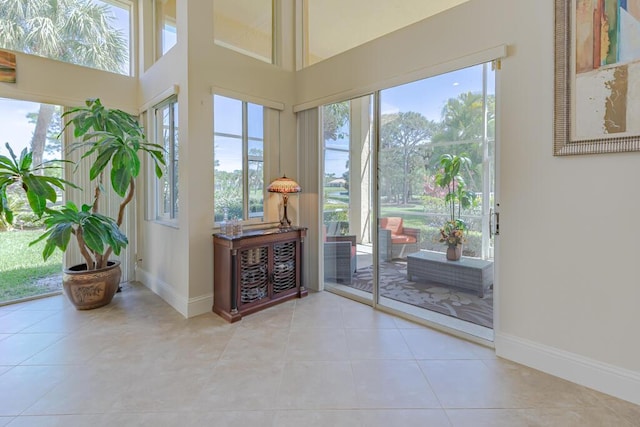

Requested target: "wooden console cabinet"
[{"left": 212, "top": 227, "right": 307, "bottom": 322}]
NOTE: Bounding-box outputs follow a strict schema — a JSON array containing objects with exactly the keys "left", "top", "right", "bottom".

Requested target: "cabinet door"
[
  {"left": 272, "top": 240, "right": 297, "bottom": 295},
  {"left": 238, "top": 245, "right": 269, "bottom": 307}
]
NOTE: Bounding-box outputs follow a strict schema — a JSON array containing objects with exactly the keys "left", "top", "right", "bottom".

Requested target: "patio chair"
[
  {"left": 379, "top": 217, "right": 420, "bottom": 260},
  {"left": 323, "top": 226, "right": 357, "bottom": 284}
]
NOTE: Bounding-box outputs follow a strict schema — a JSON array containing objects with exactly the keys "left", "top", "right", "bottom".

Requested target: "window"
[
  {"left": 0, "top": 0, "right": 132, "bottom": 75},
  {"left": 154, "top": 0, "right": 177, "bottom": 58},
  {"left": 0, "top": 97, "right": 63, "bottom": 303},
  {"left": 154, "top": 96, "right": 179, "bottom": 221},
  {"left": 213, "top": 95, "right": 264, "bottom": 222},
  {"left": 213, "top": 0, "right": 274, "bottom": 63}
]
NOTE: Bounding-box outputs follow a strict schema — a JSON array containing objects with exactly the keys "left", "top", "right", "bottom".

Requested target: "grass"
[{"left": 0, "top": 229, "right": 63, "bottom": 303}]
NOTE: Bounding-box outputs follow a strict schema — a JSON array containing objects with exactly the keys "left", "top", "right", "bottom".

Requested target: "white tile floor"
[{"left": 0, "top": 283, "right": 638, "bottom": 426}]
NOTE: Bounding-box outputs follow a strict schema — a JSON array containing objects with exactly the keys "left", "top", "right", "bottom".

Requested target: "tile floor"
[{"left": 0, "top": 283, "right": 638, "bottom": 426}]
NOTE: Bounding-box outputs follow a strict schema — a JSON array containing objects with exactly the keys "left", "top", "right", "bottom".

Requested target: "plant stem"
[
  {"left": 92, "top": 172, "right": 104, "bottom": 214},
  {"left": 101, "top": 178, "right": 135, "bottom": 264},
  {"left": 116, "top": 178, "right": 135, "bottom": 226},
  {"left": 74, "top": 228, "right": 95, "bottom": 269}
]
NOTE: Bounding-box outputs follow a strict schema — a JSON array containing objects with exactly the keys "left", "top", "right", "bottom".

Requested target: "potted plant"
[
  {"left": 1, "top": 98, "right": 165, "bottom": 309},
  {"left": 0, "top": 144, "right": 75, "bottom": 224},
  {"left": 434, "top": 153, "right": 476, "bottom": 261}
]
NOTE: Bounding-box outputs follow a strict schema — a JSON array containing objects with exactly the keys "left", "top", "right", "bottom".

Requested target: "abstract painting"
[
  {"left": 555, "top": 0, "right": 640, "bottom": 155},
  {"left": 0, "top": 50, "right": 16, "bottom": 83}
]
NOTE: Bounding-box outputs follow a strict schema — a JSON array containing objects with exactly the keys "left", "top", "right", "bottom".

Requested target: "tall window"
[
  {"left": 0, "top": 97, "right": 63, "bottom": 304},
  {"left": 154, "top": 96, "right": 179, "bottom": 221},
  {"left": 213, "top": 0, "right": 273, "bottom": 63},
  {"left": 154, "top": 0, "right": 177, "bottom": 59},
  {"left": 0, "top": 0, "right": 132, "bottom": 75},
  {"left": 213, "top": 95, "right": 264, "bottom": 222}
]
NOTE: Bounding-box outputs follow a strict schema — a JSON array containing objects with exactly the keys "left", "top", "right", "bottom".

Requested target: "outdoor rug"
[{"left": 349, "top": 260, "right": 493, "bottom": 329}]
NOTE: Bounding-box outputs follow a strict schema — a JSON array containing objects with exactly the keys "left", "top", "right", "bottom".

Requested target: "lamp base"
[
  {"left": 279, "top": 197, "right": 292, "bottom": 229},
  {"left": 278, "top": 219, "right": 292, "bottom": 229}
]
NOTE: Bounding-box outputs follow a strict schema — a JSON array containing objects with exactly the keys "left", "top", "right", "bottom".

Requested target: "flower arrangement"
[{"left": 439, "top": 219, "right": 467, "bottom": 248}]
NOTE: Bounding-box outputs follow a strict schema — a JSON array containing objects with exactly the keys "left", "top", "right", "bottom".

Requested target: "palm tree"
[{"left": 0, "top": 0, "right": 128, "bottom": 167}]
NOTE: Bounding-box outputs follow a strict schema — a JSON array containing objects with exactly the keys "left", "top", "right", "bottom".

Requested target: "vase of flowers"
[
  {"left": 440, "top": 219, "right": 466, "bottom": 260},
  {"left": 435, "top": 154, "right": 476, "bottom": 261}
]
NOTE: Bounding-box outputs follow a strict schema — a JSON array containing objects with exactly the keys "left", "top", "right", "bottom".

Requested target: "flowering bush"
[{"left": 439, "top": 219, "right": 467, "bottom": 248}]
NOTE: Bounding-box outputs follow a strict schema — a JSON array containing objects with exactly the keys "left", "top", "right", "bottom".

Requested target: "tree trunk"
[
  {"left": 31, "top": 104, "right": 55, "bottom": 172},
  {"left": 402, "top": 157, "right": 409, "bottom": 205}
]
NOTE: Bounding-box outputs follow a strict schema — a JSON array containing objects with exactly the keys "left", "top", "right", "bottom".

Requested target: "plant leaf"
[
  {"left": 81, "top": 220, "right": 105, "bottom": 255},
  {"left": 111, "top": 165, "right": 131, "bottom": 197}
]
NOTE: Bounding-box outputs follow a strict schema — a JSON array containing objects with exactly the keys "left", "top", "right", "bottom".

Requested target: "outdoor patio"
[{"left": 328, "top": 246, "right": 494, "bottom": 329}]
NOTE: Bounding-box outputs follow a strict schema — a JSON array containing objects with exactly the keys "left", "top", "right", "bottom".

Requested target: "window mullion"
[
  {"left": 242, "top": 102, "right": 249, "bottom": 220},
  {"left": 169, "top": 104, "right": 176, "bottom": 219}
]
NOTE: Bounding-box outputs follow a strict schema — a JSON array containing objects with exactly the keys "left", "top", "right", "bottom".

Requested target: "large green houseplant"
[
  {"left": 434, "top": 153, "right": 476, "bottom": 260},
  {"left": 1, "top": 99, "right": 165, "bottom": 309},
  {"left": 0, "top": 144, "right": 75, "bottom": 224}
]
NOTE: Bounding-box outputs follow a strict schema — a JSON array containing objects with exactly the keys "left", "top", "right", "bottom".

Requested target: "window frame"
[
  {"left": 152, "top": 95, "right": 179, "bottom": 224},
  {"left": 213, "top": 95, "right": 266, "bottom": 224},
  {"left": 153, "top": 0, "right": 177, "bottom": 60}
]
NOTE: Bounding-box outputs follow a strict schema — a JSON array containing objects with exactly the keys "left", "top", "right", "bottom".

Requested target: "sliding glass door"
[
  {"left": 319, "top": 62, "right": 496, "bottom": 337},
  {"left": 377, "top": 63, "right": 496, "bottom": 335}
]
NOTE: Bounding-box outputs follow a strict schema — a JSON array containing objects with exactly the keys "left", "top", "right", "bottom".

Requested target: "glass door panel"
[
  {"left": 377, "top": 63, "right": 496, "bottom": 335},
  {"left": 321, "top": 95, "right": 374, "bottom": 299}
]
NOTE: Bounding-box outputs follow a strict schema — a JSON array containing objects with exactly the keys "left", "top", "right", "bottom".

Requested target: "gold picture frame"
[
  {"left": 0, "top": 50, "right": 16, "bottom": 84},
  {"left": 554, "top": 0, "right": 640, "bottom": 155}
]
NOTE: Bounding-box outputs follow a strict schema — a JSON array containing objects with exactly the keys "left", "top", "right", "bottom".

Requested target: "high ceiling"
[{"left": 305, "top": 0, "right": 470, "bottom": 65}]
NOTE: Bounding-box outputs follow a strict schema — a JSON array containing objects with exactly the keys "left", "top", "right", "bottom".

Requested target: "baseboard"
[
  {"left": 135, "top": 267, "right": 188, "bottom": 318},
  {"left": 135, "top": 268, "right": 213, "bottom": 319},
  {"left": 495, "top": 332, "right": 640, "bottom": 405},
  {"left": 187, "top": 293, "right": 213, "bottom": 318}
]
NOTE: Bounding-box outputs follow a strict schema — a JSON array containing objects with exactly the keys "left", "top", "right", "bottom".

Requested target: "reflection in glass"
[{"left": 155, "top": 0, "right": 177, "bottom": 57}]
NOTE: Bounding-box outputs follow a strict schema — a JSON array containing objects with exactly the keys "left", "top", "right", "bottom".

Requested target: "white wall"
[
  {"left": 294, "top": 0, "right": 640, "bottom": 405},
  {"left": 137, "top": 1, "right": 297, "bottom": 317}
]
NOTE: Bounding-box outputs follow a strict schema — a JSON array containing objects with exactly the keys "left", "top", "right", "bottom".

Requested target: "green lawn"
[{"left": 0, "top": 229, "right": 63, "bottom": 303}]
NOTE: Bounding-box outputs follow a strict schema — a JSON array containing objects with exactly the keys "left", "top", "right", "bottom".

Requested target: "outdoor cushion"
[
  {"left": 391, "top": 234, "right": 417, "bottom": 244},
  {"left": 380, "top": 217, "right": 404, "bottom": 235}
]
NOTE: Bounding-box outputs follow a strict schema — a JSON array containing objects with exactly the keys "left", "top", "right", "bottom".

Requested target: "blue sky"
[
  {"left": 325, "top": 63, "right": 495, "bottom": 175},
  {"left": 0, "top": 99, "right": 43, "bottom": 159},
  {"left": 381, "top": 64, "right": 495, "bottom": 120}
]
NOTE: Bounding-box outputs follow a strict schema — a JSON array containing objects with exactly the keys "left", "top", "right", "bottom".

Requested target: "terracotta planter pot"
[
  {"left": 62, "top": 261, "right": 121, "bottom": 310},
  {"left": 446, "top": 245, "right": 462, "bottom": 261}
]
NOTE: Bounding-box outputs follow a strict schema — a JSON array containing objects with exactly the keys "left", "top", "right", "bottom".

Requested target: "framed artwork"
[
  {"left": 554, "top": 0, "right": 640, "bottom": 155},
  {"left": 0, "top": 50, "right": 16, "bottom": 83}
]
